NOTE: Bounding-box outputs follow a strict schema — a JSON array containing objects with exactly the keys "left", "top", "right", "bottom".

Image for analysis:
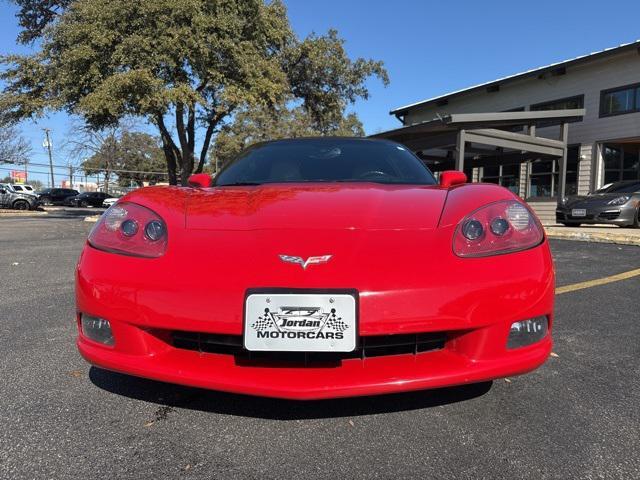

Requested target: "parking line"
[{"left": 556, "top": 268, "right": 640, "bottom": 295}]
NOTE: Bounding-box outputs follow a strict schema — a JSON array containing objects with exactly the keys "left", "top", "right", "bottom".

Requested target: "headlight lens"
[
  {"left": 88, "top": 201, "right": 167, "bottom": 258},
  {"left": 607, "top": 196, "right": 630, "bottom": 206},
  {"left": 453, "top": 200, "right": 544, "bottom": 258},
  {"left": 461, "top": 219, "right": 484, "bottom": 240}
]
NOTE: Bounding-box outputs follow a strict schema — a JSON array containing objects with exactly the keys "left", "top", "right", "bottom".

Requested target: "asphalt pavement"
[{"left": 1, "top": 216, "right": 639, "bottom": 479}]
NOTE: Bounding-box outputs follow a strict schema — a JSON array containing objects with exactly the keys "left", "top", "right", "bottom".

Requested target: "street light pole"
[{"left": 43, "top": 128, "right": 55, "bottom": 188}]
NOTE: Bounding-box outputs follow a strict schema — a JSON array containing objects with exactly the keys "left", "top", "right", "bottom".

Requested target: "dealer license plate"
[
  {"left": 571, "top": 208, "right": 587, "bottom": 217},
  {"left": 244, "top": 293, "right": 356, "bottom": 352}
]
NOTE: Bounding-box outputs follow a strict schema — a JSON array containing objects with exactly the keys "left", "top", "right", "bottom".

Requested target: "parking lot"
[{"left": 1, "top": 215, "right": 639, "bottom": 480}]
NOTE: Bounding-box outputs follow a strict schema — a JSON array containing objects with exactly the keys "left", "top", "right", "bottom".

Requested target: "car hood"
[
  {"left": 564, "top": 193, "right": 631, "bottom": 207},
  {"left": 185, "top": 184, "right": 448, "bottom": 231}
]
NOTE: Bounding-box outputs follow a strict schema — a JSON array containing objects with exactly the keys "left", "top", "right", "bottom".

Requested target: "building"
[{"left": 375, "top": 41, "right": 640, "bottom": 222}]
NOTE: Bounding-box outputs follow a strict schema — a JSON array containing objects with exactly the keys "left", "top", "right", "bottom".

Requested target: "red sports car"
[{"left": 76, "top": 137, "right": 553, "bottom": 399}]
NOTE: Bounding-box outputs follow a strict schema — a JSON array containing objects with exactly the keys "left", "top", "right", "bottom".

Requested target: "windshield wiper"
[{"left": 215, "top": 182, "right": 263, "bottom": 187}]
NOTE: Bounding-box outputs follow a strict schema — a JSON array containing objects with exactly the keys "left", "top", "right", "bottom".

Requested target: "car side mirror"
[
  {"left": 0, "top": 188, "right": 6, "bottom": 194},
  {"left": 188, "top": 173, "right": 212, "bottom": 188},
  {"left": 439, "top": 170, "right": 467, "bottom": 188}
]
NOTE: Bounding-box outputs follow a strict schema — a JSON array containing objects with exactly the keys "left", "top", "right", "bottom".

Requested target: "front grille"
[
  {"left": 171, "top": 330, "right": 446, "bottom": 365},
  {"left": 598, "top": 211, "right": 620, "bottom": 220}
]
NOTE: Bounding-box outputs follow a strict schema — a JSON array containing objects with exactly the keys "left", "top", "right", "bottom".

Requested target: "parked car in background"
[
  {"left": 102, "top": 196, "right": 121, "bottom": 208},
  {"left": 65, "top": 191, "right": 110, "bottom": 207},
  {"left": 556, "top": 180, "right": 640, "bottom": 227},
  {"left": 37, "top": 188, "right": 80, "bottom": 205},
  {"left": 3, "top": 183, "right": 37, "bottom": 195},
  {"left": 0, "top": 184, "right": 42, "bottom": 210}
]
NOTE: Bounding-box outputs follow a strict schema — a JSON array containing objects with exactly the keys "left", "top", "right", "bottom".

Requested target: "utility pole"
[
  {"left": 43, "top": 128, "right": 55, "bottom": 187},
  {"left": 68, "top": 163, "right": 74, "bottom": 189}
]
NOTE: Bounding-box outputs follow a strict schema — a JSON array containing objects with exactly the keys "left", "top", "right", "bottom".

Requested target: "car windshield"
[
  {"left": 214, "top": 138, "right": 436, "bottom": 186},
  {"left": 594, "top": 181, "right": 640, "bottom": 194}
]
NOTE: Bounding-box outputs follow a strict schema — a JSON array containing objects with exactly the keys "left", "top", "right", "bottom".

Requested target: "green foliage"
[
  {"left": 284, "top": 29, "right": 389, "bottom": 132},
  {"left": 82, "top": 131, "right": 166, "bottom": 187},
  {"left": 12, "top": 0, "right": 71, "bottom": 44},
  {"left": 4, "top": 0, "right": 388, "bottom": 185}
]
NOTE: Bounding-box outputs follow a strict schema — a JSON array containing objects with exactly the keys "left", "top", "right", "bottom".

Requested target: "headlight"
[
  {"left": 558, "top": 196, "right": 569, "bottom": 206},
  {"left": 453, "top": 200, "right": 544, "bottom": 258},
  {"left": 88, "top": 202, "right": 168, "bottom": 258},
  {"left": 607, "top": 196, "right": 630, "bottom": 206}
]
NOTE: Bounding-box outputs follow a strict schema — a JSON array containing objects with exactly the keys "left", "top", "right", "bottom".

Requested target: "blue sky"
[{"left": 2, "top": 0, "right": 640, "bottom": 184}]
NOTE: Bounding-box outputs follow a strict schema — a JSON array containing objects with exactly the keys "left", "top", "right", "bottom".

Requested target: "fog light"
[
  {"left": 81, "top": 314, "right": 114, "bottom": 346},
  {"left": 507, "top": 316, "right": 548, "bottom": 349}
]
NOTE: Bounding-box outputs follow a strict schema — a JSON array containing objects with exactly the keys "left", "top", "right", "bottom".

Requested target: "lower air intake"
[{"left": 171, "top": 331, "right": 446, "bottom": 365}]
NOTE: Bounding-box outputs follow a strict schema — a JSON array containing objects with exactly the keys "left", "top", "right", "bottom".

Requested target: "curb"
[
  {"left": 0, "top": 210, "right": 48, "bottom": 217},
  {"left": 545, "top": 229, "right": 640, "bottom": 247}
]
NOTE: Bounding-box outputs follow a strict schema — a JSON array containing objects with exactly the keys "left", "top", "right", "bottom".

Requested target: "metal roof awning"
[
  {"left": 371, "top": 109, "right": 585, "bottom": 147},
  {"left": 370, "top": 109, "right": 585, "bottom": 199}
]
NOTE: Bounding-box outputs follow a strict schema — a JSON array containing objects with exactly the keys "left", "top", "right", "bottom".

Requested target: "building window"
[
  {"left": 527, "top": 146, "right": 579, "bottom": 198},
  {"left": 530, "top": 95, "right": 584, "bottom": 127},
  {"left": 603, "top": 144, "right": 640, "bottom": 184},
  {"left": 600, "top": 83, "right": 640, "bottom": 117},
  {"left": 481, "top": 164, "right": 520, "bottom": 194}
]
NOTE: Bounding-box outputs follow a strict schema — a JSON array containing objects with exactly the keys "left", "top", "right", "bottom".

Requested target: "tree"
[
  {"left": 112, "top": 132, "right": 166, "bottom": 187},
  {"left": 2, "top": 0, "right": 388, "bottom": 185},
  {"left": 0, "top": 125, "right": 31, "bottom": 165},
  {"left": 65, "top": 122, "right": 126, "bottom": 194},
  {"left": 12, "top": 0, "right": 71, "bottom": 44},
  {"left": 81, "top": 131, "right": 166, "bottom": 189}
]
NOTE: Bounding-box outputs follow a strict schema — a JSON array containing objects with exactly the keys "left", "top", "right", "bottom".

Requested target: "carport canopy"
[{"left": 370, "top": 109, "right": 585, "bottom": 199}]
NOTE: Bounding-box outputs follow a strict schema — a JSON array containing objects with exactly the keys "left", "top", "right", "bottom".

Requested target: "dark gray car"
[
  {"left": 0, "top": 184, "right": 42, "bottom": 211},
  {"left": 556, "top": 180, "right": 640, "bottom": 227}
]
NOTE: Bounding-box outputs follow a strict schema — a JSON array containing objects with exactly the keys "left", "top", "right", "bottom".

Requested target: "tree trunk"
[
  {"left": 156, "top": 114, "right": 181, "bottom": 185},
  {"left": 162, "top": 143, "right": 178, "bottom": 185},
  {"left": 179, "top": 149, "right": 194, "bottom": 186}
]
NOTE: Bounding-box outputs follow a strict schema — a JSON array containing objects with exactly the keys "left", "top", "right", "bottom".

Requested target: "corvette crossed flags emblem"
[{"left": 279, "top": 254, "right": 332, "bottom": 269}]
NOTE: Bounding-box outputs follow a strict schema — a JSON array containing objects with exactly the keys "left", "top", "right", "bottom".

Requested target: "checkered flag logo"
[
  {"left": 252, "top": 309, "right": 276, "bottom": 331},
  {"left": 325, "top": 311, "right": 349, "bottom": 333}
]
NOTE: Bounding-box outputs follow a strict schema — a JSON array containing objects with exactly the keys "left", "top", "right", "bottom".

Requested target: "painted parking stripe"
[{"left": 556, "top": 268, "right": 640, "bottom": 295}]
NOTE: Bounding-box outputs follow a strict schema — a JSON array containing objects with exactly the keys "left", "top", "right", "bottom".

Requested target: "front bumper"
[
  {"left": 76, "top": 229, "right": 554, "bottom": 399},
  {"left": 556, "top": 204, "right": 637, "bottom": 226},
  {"left": 78, "top": 327, "right": 551, "bottom": 399}
]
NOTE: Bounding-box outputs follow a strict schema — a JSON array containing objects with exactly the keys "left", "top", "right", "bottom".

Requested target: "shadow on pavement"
[{"left": 89, "top": 366, "right": 492, "bottom": 420}]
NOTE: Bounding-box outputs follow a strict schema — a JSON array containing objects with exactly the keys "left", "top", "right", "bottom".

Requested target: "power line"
[{"left": 2, "top": 161, "right": 169, "bottom": 176}]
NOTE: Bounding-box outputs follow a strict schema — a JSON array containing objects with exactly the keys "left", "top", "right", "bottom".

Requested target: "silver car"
[{"left": 556, "top": 180, "right": 640, "bottom": 227}]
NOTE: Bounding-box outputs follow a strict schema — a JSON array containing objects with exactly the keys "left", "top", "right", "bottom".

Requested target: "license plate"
[
  {"left": 244, "top": 293, "right": 356, "bottom": 352},
  {"left": 571, "top": 208, "right": 587, "bottom": 217}
]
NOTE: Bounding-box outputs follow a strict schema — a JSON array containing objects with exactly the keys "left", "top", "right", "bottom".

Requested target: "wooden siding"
[{"left": 578, "top": 144, "right": 593, "bottom": 194}]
